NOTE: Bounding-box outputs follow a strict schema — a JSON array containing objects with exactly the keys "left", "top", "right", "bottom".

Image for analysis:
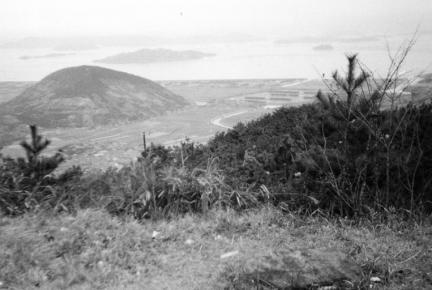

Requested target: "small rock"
[
  {"left": 185, "top": 239, "right": 194, "bottom": 245},
  {"left": 370, "top": 276, "right": 381, "bottom": 283},
  {"left": 220, "top": 250, "right": 239, "bottom": 259},
  {"left": 97, "top": 261, "right": 104, "bottom": 268},
  {"left": 152, "top": 231, "right": 160, "bottom": 239},
  {"left": 318, "top": 286, "right": 337, "bottom": 290},
  {"left": 59, "top": 227, "right": 68, "bottom": 232}
]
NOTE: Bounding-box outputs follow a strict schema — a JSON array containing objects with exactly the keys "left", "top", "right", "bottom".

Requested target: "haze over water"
[
  {"left": 0, "top": 0, "right": 431, "bottom": 81},
  {"left": 0, "top": 34, "right": 431, "bottom": 82}
]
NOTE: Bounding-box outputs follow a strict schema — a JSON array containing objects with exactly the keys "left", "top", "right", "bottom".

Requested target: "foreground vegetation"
[
  {"left": 1, "top": 47, "right": 432, "bottom": 288},
  {"left": 2, "top": 49, "right": 431, "bottom": 220},
  {"left": 1, "top": 207, "right": 431, "bottom": 289}
]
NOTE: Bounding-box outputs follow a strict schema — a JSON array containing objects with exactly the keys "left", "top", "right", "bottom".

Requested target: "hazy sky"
[{"left": 0, "top": 0, "right": 431, "bottom": 39}]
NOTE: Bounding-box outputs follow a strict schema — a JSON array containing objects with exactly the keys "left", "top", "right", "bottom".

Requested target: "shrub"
[
  {"left": 206, "top": 48, "right": 432, "bottom": 217},
  {"left": 75, "top": 141, "right": 271, "bottom": 219},
  {"left": 0, "top": 125, "right": 82, "bottom": 215}
]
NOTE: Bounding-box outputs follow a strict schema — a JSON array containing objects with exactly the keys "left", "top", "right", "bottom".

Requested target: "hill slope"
[{"left": 0, "top": 66, "right": 188, "bottom": 128}]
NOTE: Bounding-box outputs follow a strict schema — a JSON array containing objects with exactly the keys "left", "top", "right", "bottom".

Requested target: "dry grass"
[{"left": 0, "top": 207, "right": 431, "bottom": 289}]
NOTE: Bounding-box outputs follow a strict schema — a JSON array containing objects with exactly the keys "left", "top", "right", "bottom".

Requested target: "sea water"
[{"left": 0, "top": 34, "right": 430, "bottom": 82}]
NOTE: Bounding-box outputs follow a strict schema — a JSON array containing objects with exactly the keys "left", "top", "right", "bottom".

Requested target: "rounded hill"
[{"left": 2, "top": 66, "right": 188, "bottom": 127}]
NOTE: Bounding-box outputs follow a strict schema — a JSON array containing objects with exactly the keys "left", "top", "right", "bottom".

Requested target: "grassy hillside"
[
  {"left": 1, "top": 66, "right": 188, "bottom": 128},
  {"left": 1, "top": 207, "right": 431, "bottom": 289},
  {"left": 0, "top": 67, "right": 189, "bottom": 147}
]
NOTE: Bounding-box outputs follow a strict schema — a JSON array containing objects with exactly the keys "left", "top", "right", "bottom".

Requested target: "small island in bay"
[
  {"left": 313, "top": 44, "right": 334, "bottom": 51},
  {"left": 19, "top": 53, "right": 75, "bottom": 60},
  {"left": 94, "top": 48, "right": 216, "bottom": 64}
]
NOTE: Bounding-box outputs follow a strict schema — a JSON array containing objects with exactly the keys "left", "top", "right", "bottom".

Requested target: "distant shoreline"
[{"left": 0, "top": 78, "right": 309, "bottom": 83}]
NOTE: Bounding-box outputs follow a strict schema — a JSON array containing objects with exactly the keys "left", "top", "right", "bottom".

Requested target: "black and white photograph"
[{"left": 0, "top": 0, "right": 431, "bottom": 289}]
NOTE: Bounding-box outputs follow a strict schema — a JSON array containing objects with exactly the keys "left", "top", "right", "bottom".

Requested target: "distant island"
[
  {"left": 94, "top": 48, "right": 216, "bottom": 64},
  {"left": 19, "top": 53, "right": 75, "bottom": 60},
  {"left": 313, "top": 44, "right": 334, "bottom": 51}
]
